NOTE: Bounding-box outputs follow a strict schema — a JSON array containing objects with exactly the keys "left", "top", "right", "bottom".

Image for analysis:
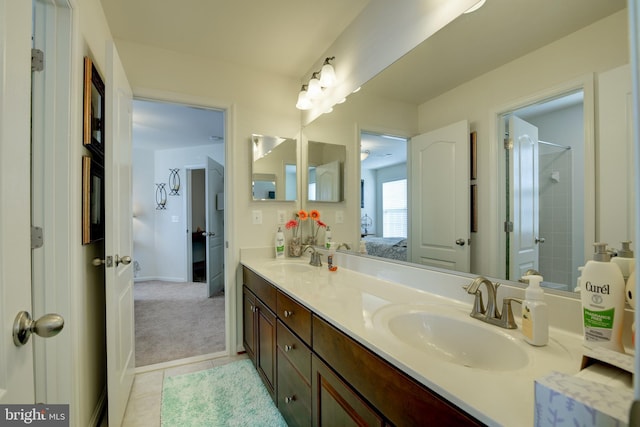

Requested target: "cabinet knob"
[
  {"left": 284, "top": 344, "right": 294, "bottom": 352},
  {"left": 284, "top": 396, "right": 296, "bottom": 404},
  {"left": 283, "top": 310, "right": 293, "bottom": 318},
  {"left": 250, "top": 305, "right": 256, "bottom": 313}
]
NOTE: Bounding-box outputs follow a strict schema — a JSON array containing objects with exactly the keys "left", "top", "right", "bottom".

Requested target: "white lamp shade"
[
  {"left": 296, "top": 89, "right": 312, "bottom": 110},
  {"left": 319, "top": 63, "right": 336, "bottom": 87},
  {"left": 307, "top": 76, "right": 322, "bottom": 99}
]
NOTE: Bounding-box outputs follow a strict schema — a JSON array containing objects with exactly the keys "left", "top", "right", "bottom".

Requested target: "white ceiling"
[
  {"left": 114, "top": 0, "right": 625, "bottom": 153},
  {"left": 100, "top": 0, "right": 370, "bottom": 79}
]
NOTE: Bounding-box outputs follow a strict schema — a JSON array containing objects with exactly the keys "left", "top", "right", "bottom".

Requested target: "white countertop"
[{"left": 240, "top": 251, "right": 587, "bottom": 426}]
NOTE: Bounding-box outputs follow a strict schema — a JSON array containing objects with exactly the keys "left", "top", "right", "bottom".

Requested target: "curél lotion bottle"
[
  {"left": 580, "top": 243, "right": 626, "bottom": 353},
  {"left": 521, "top": 275, "right": 548, "bottom": 346}
]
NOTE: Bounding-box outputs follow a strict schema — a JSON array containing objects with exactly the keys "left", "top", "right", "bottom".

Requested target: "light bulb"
[
  {"left": 296, "top": 86, "right": 312, "bottom": 110},
  {"left": 307, "top": 73, "right": 322, "bottom": 100},
  {"left": 319, "top": 63, "right": 336, "bottom": 87}
]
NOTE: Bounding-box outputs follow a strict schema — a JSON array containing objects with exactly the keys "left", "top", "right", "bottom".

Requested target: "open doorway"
[
  {"left": 501, "top": 90, "right": 585, "bottom": 290},
  {"left": 132, "top": 99, "right": 226, "bottom": 367}
]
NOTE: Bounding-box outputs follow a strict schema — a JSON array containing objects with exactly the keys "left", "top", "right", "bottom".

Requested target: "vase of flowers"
[
  {"left": 285, "top": 210, "right": 308, "bottom": 257},
  {"left": 308, "top": 209, "right": 326, "bottom": 245}
]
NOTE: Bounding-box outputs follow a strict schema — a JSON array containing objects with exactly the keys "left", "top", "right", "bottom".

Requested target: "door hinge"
[
  {"left": 31, "top": 49, "right": 44, "bottom": 72},
  {"left": 504, "top": 221, "right": 514, "bottom": 232},
  {"left": 504, "top": 137, "right": 513, "bottom": 150},
  {"left": 31, "top": 226, "right": 44, "bottom": 249}
]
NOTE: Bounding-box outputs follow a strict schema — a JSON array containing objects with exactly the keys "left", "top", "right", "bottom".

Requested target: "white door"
[
  {"left": 409, "top": 120, "right": 470, "bottom": 272},
  {"left": 0, "top": 0, "right": 36, "bottom": 403},
  {"left": 105, "top": 41, "right": 135, "bottom": 427},
  {"left": 206, "top": 157, "right": 225, "bottom": 296},
  {"left": 316, "top": 160, "right": 340, "bottom": 202},
  {"left": 508, "top": 116, "right": 539, "bottom": 280}
]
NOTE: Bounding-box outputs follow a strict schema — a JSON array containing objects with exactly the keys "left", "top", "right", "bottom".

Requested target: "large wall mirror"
[
  {"left": 251, "top": 134, "right": 297, "bottom": 201},
  {"left": 300, "top": 0, "right": 631, "bottom": 296}
]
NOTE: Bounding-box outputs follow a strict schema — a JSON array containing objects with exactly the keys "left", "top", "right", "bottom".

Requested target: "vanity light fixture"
[
  {"left": 296, "top": 85, "right": 312, "bottom": 110},
  {"left": 319, "top": 56, "right": 336, "bottom": 87},
  {"left": 295, "top": 56, "right": 338, "bottom": 110}
]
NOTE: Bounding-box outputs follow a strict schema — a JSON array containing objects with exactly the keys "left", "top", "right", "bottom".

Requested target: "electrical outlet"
[
  {"left": 277, "top": 210, "right": 286, "bottom": 224},
  {"left": 335, "top": 210, "right": 344, "bottom": 224},
  {"left": 252, "top": 210, "right": 263, "bottom": 224}
]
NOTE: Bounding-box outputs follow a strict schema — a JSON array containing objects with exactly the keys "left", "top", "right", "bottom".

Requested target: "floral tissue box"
[{"left": 534, "top": 347, "right": 634, "bottom": 427}]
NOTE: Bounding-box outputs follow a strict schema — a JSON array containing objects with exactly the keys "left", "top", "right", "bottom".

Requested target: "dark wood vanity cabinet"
[
  {"left": 242, "top": 269, "right": 277, "bottom": 402},
  {"left": 242, "top": 266, "right": 483, "bottom": 427}
]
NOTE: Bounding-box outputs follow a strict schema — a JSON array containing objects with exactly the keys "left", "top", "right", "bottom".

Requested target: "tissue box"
[{"left": 534, "top": 347, "right": 634, "bottom": 427}]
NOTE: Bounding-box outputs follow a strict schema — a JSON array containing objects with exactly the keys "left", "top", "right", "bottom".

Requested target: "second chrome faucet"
[{"left": 464, "top": 276, "right": 518, "bottom": 329}]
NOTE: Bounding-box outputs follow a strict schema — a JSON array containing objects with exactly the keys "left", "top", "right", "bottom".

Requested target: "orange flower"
[
  {"left": 309, "top": 209, "right": 320, "bottom": 220},
  {"left": 297, "top": 210, "right": 309, "bottom": 221}
]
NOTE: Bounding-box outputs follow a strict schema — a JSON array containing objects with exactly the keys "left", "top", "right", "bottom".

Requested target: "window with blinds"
[{"left": 382, "top": 179, "right": 407, "bottom": 238}]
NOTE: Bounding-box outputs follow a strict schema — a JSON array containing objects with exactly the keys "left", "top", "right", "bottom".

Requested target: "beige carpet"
[{"left": 134, "top": 281, "right": 225, "bottom": 367}]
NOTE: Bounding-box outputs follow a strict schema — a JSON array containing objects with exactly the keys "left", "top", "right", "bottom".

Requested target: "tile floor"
[{"left": 101, "top": 354, "right": 248, "bottom": 426}]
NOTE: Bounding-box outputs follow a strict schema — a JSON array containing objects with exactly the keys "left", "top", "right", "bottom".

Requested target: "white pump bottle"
[{"left": 521, "top": 274, "right": 548, "bottom": 346}]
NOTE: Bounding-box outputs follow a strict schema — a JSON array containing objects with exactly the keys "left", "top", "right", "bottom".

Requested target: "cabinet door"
[
  {"left": 312, "top": 355, "right": 384, "bottom": 427},
  {"left": 256, "top": 298, "right": 277, "bottom": 402},
  {"left": 242, "top": 286, "right": 256, "bottom": 362}
]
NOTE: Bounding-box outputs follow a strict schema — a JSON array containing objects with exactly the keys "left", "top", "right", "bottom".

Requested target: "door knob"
[
  {"left": 115, "top": 255, "right": 132, "bottom": 266},
  {"left": 455, "top": 238, "right": 466, "bottom": 246},
  {"left": 201, "top": 231, "right": 215, "bottom": 237},
  {"left": 535, "top": 237, "right": 546, "bottom": 244},
  {"left": 13, "top": 311, "right": 64, "bottom": 346}
]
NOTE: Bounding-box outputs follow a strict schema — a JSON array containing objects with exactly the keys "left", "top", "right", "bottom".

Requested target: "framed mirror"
[
  {"left": 83, "top": 56, "right": 105, "bottom": 159},
  {"left": 251, "top": 134, "right": 297, "bottom": 201},
  {"left": 307, "top": 141, "right": 345, "bottom": 202}
]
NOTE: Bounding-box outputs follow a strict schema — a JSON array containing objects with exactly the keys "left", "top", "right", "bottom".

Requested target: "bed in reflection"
[{"left": 363, "top": 237, "right": 407, "bottom": 261}]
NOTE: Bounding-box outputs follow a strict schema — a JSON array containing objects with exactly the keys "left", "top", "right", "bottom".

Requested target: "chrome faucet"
[
  {"left": 303, "top": 245, "right": 322, "bottom": 267},
  {"left": 464, "top": 276, "right": 518, "bottom": 329},
  {"left": 336, "top": 243, "right": 351, "bottom": 250}
]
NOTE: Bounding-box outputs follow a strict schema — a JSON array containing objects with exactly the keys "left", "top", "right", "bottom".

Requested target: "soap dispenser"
[
  {"left": 612, "top": 241, "right": 635, "bottom": 281},
  {"left": 580, "top": 242, "right": 626, "bottom": 353},
  {"left": 521, "top": 274, "right": 548, "bottom": 346}
]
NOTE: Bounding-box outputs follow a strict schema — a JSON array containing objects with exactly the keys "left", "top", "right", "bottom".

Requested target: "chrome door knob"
[
  {"left": 13, "top": 311, "right": 64, "bottom": 346},
  {"left": 535, "top": 237, "right": 546, "bottom": 244},
  {"left": 115, "top": 255, "right": 132, "bottom": 266},
  {"left": 455, "top": 238, "right": 466, "bottom": 246}
]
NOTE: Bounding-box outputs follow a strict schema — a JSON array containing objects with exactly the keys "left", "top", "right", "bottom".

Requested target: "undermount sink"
[
  {"left": 377, "top": 307, "right": 529, "bottom": 371},
  {"left": 263, "top": 260, "right": 317, "bottom": 273}
]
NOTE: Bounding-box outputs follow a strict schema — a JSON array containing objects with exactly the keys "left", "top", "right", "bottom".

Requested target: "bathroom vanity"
[{"left": 240, "top": 251, "right": 586, "bottom": 426}]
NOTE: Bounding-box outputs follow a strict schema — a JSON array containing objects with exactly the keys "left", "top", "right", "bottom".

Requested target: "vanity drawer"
[
  {"left": 312, "top": 316, "right": 483, "bottom": 426},
  {"left": 278, "top": 346, "right": 312, "bottom": 427},
  {"left": 277, "top": 290, "right": 311, "bottom": 345},
  {"left": 243, "top": 267, "right": 277, "bottom": 310},
  {"left": 277, "top": 320, "right": 311, "bottom": 383}
]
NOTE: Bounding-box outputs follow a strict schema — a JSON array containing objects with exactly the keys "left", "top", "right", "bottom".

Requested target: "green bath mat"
[{"left": 161, "top": 359, "right": 287, "bottom": 426}]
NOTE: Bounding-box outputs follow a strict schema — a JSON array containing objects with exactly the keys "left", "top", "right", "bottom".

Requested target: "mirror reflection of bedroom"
[
  {"left": 132, "top": 99, "right": 226, "bottom": 367},
  {"left": 360, "top": 131, "right": 409, "bottom": 261}
]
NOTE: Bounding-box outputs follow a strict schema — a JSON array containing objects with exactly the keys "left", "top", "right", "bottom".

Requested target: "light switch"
[
  {"left": 252, "top": 210, "right": 263, "bottom": 224},
  {"left": 335, "top": 210, "right": 344, "bottom": 224}
]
